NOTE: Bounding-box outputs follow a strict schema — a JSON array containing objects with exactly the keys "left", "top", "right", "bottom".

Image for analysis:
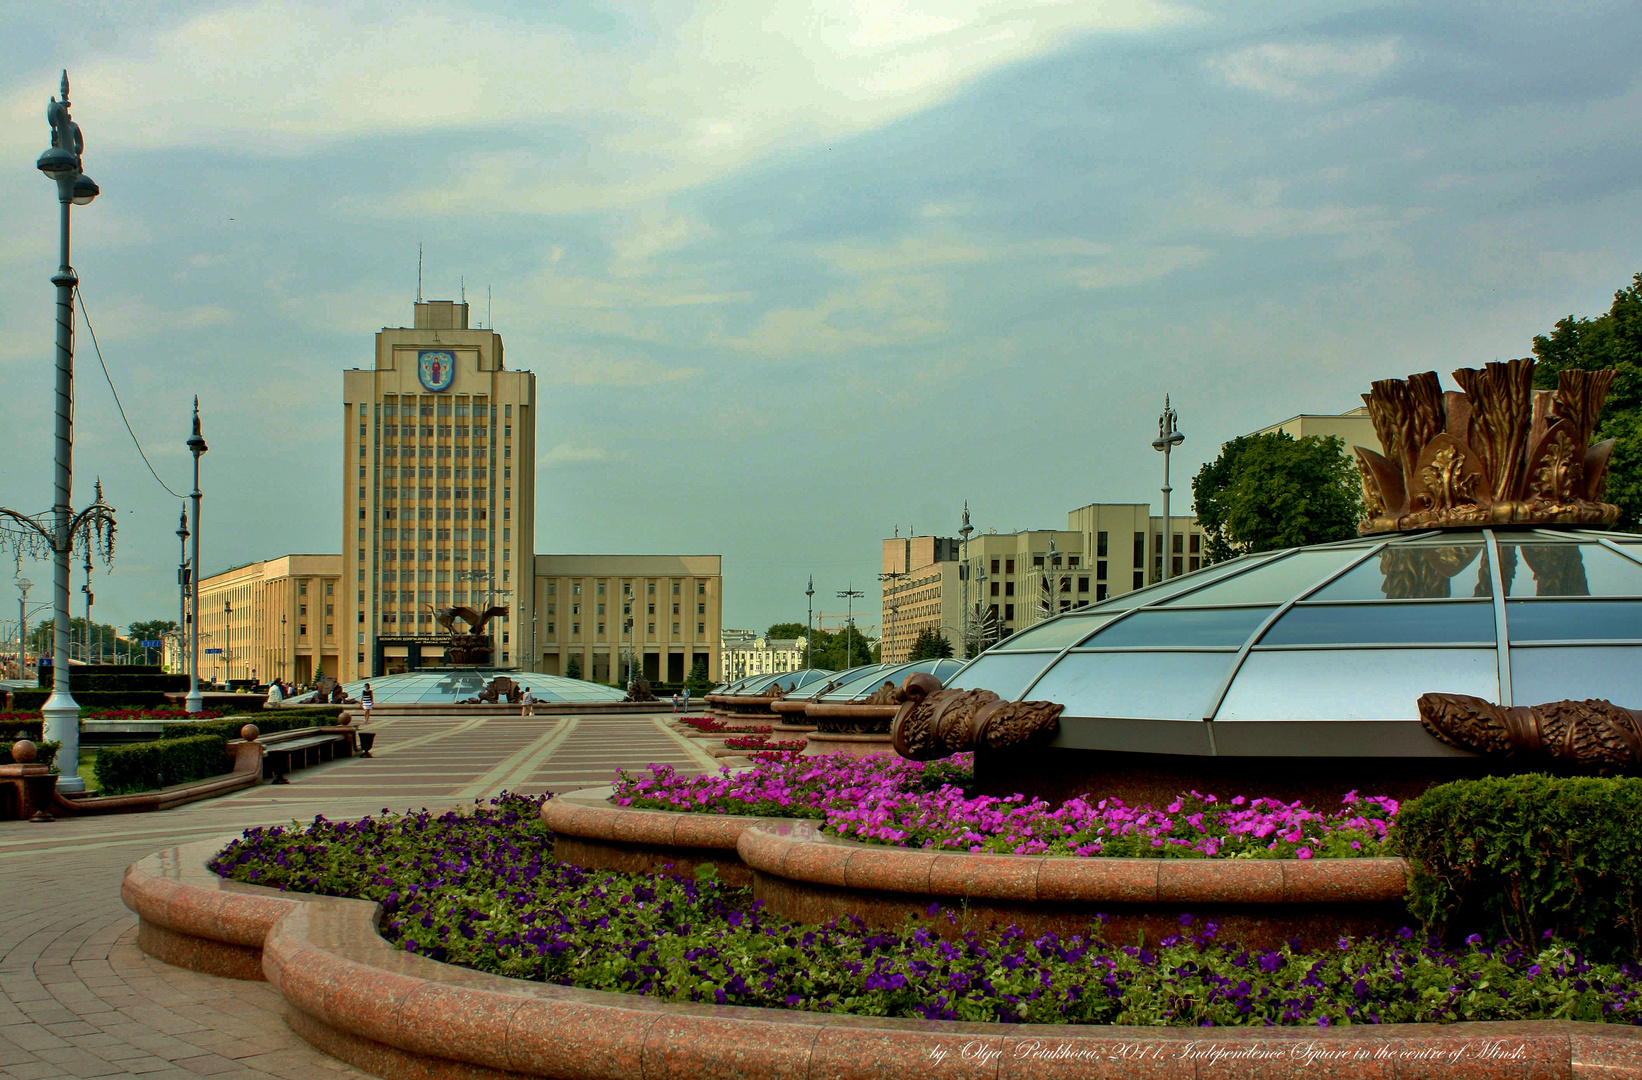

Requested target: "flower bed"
[
  {"left": 612, "top": 753, "right": 1394, "bottom": 859},
  {"left": 91, "top": 708, "right": 223, "bottom": 721},
  {"left": 680, "top": 716, "right": 774, "bottom": 735},
  {"left": 723, "top": 735, "right": 806, "bottom": 753},
  {"left": 208, "top": 795, "right": 1642, "bottom": 1026}
]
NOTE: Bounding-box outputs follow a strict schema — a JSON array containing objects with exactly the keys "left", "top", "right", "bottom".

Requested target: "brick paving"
[{"left": 0, "top": 712, "right": 714, "bottom": 1079}]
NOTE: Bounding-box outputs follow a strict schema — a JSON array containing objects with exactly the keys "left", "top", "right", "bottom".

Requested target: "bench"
[{"left": 261, "top": 728, "right": 357, "bottom": 784}]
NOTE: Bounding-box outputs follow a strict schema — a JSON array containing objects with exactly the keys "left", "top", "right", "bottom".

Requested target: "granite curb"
[{"left": 125, "top": 836, "right": 1642, "bottom": 1079}]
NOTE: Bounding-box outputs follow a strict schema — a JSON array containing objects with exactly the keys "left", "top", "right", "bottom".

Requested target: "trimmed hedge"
[
  {"left": 1, "top": 717, "right": 45, "bottom": 742},
  {"left": 93, "top": 734, "right": 227, "bottom": 795},
  {"left": 36, "top": 671, "right": 187, "bottom": 693},
  {"left": 161, "top": 708, "right": 338, "bottom": 742},
  {"left": 11, "top": 690, "right": 172, "bottom": 712},
  {"left": 1394, "top": 774, "right": 1642, "bottom": 961}
]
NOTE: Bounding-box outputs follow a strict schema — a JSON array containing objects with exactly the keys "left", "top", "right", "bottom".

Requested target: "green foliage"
[
  {"left": 907, "top": 627, "right": 953, "bottom": 661},
  {"left": 11, "top": 690, "right": 172, "bottom": 712},
  {"left": 161, "top": 709, "right": 337, "bottom": 741},
  {"left": 127, "top": 620, "right": 179, "bottom": 654},
  {"left": 1531, "top": 271, "right": 1642, "bottom": 529},
  {"left": 685, "top": 656, "right": 710, "bottom": 690},
  {"left": 34, "top": 739, "right": 59, "bottom": 770},
  {"left": 765, "top": 622, "right": 809, "bottom": 640},
  {"left": 1393, "top": 774, "right": 1642, "bottom": 961},
  {"left": 27, "top": 617, "right": 122, "bottom": 661},
  {"left": 808, "top": 625, "right": 875, "bottom": 671},
  {"left": 93, "top": 733, "right": 227, "bottom": 795},
  {"left": 565, "top": 654, "right": 583, "bottom": 680},
  {"left": 1192, "top": 432, "right": 1364, "bottom": 562},
  {"left": 0, "top": 718, "right": 44, "bottom": 742}
]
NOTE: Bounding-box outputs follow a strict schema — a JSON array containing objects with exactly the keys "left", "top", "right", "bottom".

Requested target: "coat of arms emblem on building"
[{"left": 417, "top": 349, "right": 455, "bottom": 392}]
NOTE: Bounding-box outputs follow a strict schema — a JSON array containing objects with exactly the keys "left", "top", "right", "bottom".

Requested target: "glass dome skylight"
[
  {"left": 332, "top": 668, "right": 627, "bottom": 706},
  {"left": 946, "top": 528, "right": 1642, "bottom": 758}
]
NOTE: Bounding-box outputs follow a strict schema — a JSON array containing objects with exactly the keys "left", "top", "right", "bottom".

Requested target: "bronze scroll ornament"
[
  {"left": 890, "top": 672, "right": 1064, "bottom": 761},
  {"left": 1418, "top": 693, "right": 1642, "bottom": 766}
]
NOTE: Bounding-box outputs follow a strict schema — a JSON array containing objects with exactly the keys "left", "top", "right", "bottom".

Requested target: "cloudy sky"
[{"left": 1, "top": 0, "right": 1639, "bottom": 639}]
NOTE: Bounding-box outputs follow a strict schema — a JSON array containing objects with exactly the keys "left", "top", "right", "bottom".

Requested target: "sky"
[{"left": 0, "top": 0, "right": 1640, "bottom": 640}]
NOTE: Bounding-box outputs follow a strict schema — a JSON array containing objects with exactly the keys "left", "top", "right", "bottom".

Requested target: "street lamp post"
[
  {"left": 175, "top": 506, "right": 188, "bottom": 675},
  {"left": 804, "top": 576, "right": 814, "bottom": 669},
  {"left": 836, "top": 587, "right": 863, "bottom": 668},
  {"left": 185, "top": 400, "right": 207, "bottom": 712},
  {"left": 280, "top": 613, "right": 286, "bottom": 680},
  {"left": 958, "top": 501, "right": 973, "bottom": 658},
  {"left": 81, "top": 547, "right": 94, "bottom": 663},
  {"left": 15, "top": 578, "right": 31, "bottom": 681},
  {"left": 34, "top": 71, "right": 101, "bottom": 793},
  {"left": 224, "top": 600, "right": 232, "bottom": 684},
  {"left": 1151, "top": 395, "right": 1185, "bottom": 583}
]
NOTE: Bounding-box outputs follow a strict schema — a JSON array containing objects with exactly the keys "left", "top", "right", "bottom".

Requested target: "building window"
[
  {"left": 697, "top": 602, "right": 705, "bottom": 615},
  {"left": 1033, "top": 556, "right": 1045, "bottom": 567},
  {"left": 990, "top": 582, "right": 999, "bottom": 597},
  {"left": 547, "top": 623, "right": 555, "bottom": 634},
  {"left": 1097, "top": 583, "right": 1109, "bottom": 601},
  {"left": 648, "top": 623, "right": 655, "bottom": 634},
  {"left": 1097, "top": 531, "right": 1109, "bottom": 558},
  {"left": 1134, "top": 533, "right": 1145, "bottom": 565},
  {"left": 547, "top": 583, "right": 555, "bottom": 595},
  {"left": 647, "top": 603, "right": 654, "bottom": 614},
  {"left": 1077, "top": 577, "right": 1089, "bottom": 592},
  {"left": 672, "top": 582, "right": 680, "bottom": 594},
  {"left": 1059, "top": 576, "right": 1071, "bottom": 593},
  {"left": 990, "top": 559, "right": 999, "bottom": 574},
  {"left": 697, "top": 622, "right": 705, "bottom": 634},
  {"left": 648, "top": 582, "right": 655, "bottom": 594},
  {"left": 326, "top": 623, "right": 333, "bottom": 636},
  {"left": 1173, "top": 556, "right": 1184, "bottom": 576},
  {"left": 598, "top": 603, "right": 605, "bottom": 615},
  {"left": 1004, "top": 605, "right": 1014, "bottom": 621},
  {"left": 1068, "top": 556, "right": 1080, "bottom": 567},
  {"left": 1134, "top": 571, "right": 1144, "bottom": 590},
  {"left": 698, "top": 583, "right": 706, "bottom": 594},
  {"left": 573, "top": 623, "right": 579, "bottom": 635},
  {"left": 598, "top": 583, "right": 606, "bottom": 595},
  {"left": 673, "top": 623, "right": 679, "bottom": 634},
  {"left": 1189, "top": 533, "right": 1201, "bottom": 555},
  {"left": 598, "top": 622, "right": 605, "bottom": 635},
  {"left": 1005, "top": 582, "right": 1014, "bottom": 597},
  {"left": 1005, "top": 559, "right": 1014, "bottom": 574},
  {"left": 1097, "top": 560, "right": 1108, "bottom": 580}
]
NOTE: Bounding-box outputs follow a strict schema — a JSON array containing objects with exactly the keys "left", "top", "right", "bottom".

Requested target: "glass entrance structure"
[{"left": 949, "top": 528, "right": 1642, "bottom": 759}]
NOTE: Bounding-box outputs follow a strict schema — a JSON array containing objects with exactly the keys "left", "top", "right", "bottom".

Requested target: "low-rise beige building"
[
  {"left": 530, "top": 554, "right": 722, "bottom": 684},
  {"left": 192, "top": 555, "right": 343, "bottom": 685},
  {"left": 1251, "top": 406, "right": 1377, "bottom": 455},
  {"left": 880, "top": 504, "right": 1207, "bottom": 663}
]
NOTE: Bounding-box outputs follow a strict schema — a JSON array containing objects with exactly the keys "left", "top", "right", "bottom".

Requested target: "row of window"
[
  {"left": 559, "top": 622, "right": 705, "bottom": 638},
  {"left": 377, "top": 401, "right": 506, "bottom": 419},
  {"left": 545, "top": 581, "right": 708, "bottom": 597}
]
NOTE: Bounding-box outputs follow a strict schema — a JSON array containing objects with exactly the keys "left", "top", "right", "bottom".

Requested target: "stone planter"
[
  {"left": 801, "top": 731, "right": 894, "bottom": 757},
  {"left": 541, "top": 786, "right": 759, "bottom": 887},
  {"left": 123, "top": 835, "right": 1642, "bottom": 1079}
]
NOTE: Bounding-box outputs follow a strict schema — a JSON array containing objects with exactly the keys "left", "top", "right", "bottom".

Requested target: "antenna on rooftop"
[
  {"left": 487, "top": 286, "right": 492, "bottom": 330},
  {"left": 460, "top": 276, "right": 466, "bottom": 303},
  {"left": 416, "top": 243, "right": 423, "bottom": 302}
]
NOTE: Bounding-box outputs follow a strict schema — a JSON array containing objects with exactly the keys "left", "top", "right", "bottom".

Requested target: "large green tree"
[
  {"left": 1531, "top": 271, "right": 1642, "bottom": 529},
  {"left": 1192, "top": 432, "right": 1364, "bottom": 562},
  {"left": 907, "top": 627, "right": 953, "bottom": 661},
  {"left": 765, "top": 622, "right": 809, "bottom": 640}
]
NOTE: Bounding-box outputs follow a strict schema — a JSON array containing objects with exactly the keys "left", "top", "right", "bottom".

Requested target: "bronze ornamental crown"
[{"left": 1356, "top": 358, "right": 1618, "bottom": 533}]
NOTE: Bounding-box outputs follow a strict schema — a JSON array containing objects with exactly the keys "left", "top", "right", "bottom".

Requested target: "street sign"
[
  {"left": 204, "top": 648, "right": 223, "bottom": 654},
  {"left": 141, "top": 639, "right": 163, "bottom": 648}
]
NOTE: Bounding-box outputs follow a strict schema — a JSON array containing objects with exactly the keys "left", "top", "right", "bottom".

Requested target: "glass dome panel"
[
  {"left": 336, "top": 669, "right": 627, "bottom": 705},
  {"left": 1215, "top": 649, "right": 1499, "bottom": 721},
  {"left": 801, "top": 664, "right": 892, "bottom": 699},
  {"left": 1029, "top": 651, "right": 1234, "bottom": 720},
  {"left": 1511, "top": 646, "right": 1642, "bottom": 704},
  {"left": 945, "top": 652, "right": 1054, "bottom": 701},
  {"left": 1260, "top": 602, "right": 1494, "bottom": 646},
  {"left": 993, "top": 613, "right": 1118, "bottom": 652},
  {"left": 1506, "top": 600, "right": 1642, "bottom": 642},
  {"left": 1153, "top": 549, "right": 1363, "bottom": 607},
  {"left": 1309, "top": 545, "right": 1489, "bottom": 601},
  {"left": 1498, "top": 543, "right": 1642, "bottom": 597},
  {"left": 1082, "top": 607, "right": 1275, "bottom": 649},
  {"left": 814, "top": 665, "right": 906, "bottom": 701},
  {"left": 1097, "top": 552, "right": 1282, "bottom": 610}
]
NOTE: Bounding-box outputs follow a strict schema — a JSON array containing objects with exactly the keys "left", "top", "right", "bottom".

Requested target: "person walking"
[
  {"left": 521, "top": 687, "right": 536, "bottom": 717},
  {"left": 681, "top": 686, "right": 691, "bottom": 713},
  {"left": 671, "top": 691, "right": 681, "bottom": 713},
  {"left": 360, "top": 683, "right": 374, "bottom": 723}
]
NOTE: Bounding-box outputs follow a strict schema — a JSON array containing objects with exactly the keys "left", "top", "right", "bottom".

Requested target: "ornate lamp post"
[
  {"left": 4, "top": 71, "right": 108, "bottom": 792},
  {"left": 15, "top": 577, "right": 31, "bottom": 680},
  {"left": 836, "top": 587, "right": 863, "bottom": 668},
  {"left": 175, "top": 506, "right": 189, "bottom": 673},
  {"left": 185, "top": 400, "right": 207, "bottom": 712},
  {"left": 223, "top": 600, "right": 232, "bottom": 684}
]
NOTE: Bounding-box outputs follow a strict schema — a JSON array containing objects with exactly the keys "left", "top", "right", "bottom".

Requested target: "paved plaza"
[{"left": 0, "top": 713, "right": 717, "bottom": 1080}]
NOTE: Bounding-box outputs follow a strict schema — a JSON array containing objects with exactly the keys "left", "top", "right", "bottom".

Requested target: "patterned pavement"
[{"left": 0, "top": 712, "right": 715, "bottom": 1079}]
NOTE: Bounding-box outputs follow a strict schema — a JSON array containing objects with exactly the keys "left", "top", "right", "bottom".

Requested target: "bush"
[
  {"left": 1393, "top": 774, "right": 1642, "bottom": 961},
  {"left": 161, "top": 709, "right": 338, "bottom": 742},
  {"left": 93, "top": 734, "right": 227, "bottom": 795},
  {"left": 1, "top": 717, "right": 45, "bottom": 743},
  {"left": 11, "top": 690, "right": 172, "bottom": 712}
]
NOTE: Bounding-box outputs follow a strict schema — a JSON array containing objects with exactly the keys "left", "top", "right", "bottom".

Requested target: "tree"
[
  {"left": 1192, "top": 432, "right": 1363, "bottom": 561},
  {"left": 907, "top": 627, "right": 953, "bottom": 661},
  {"left": 765, "top": 622, "right": 808, "bottom": 640},
  {"left": 1531, "top": 271, "right": 1642, "bottom": 529},
  {"left": 128, "top": 620, "right": 179, "bottom": 662},
  {"left": 809, "top": 625, "right": 874, "bottom": 671},
  {"left": 565, "top": 654, "right": 583, "bottom": 680},
  {"left": 29, "top": 616, "right": 119, "bottom": 660},
  {"left": 685, "top": 656, "right": 710, "bottom": 690}
]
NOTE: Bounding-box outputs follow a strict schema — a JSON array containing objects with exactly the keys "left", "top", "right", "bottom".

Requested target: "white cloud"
[
  {"left": 1068, "top": 244, "right": 1210, "bottom": 289},
  {"left": 727, "top": 273, "right": 950, "bottom": 355},
  {"left": 1210, "top": 39, "right": 1399, "bottom": 102},
  {"left": 0, "top": 0, "right": 1187, "bottom": 215}
]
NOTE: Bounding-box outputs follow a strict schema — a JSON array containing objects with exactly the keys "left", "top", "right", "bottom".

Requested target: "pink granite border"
[{"left": 127, "top": 837, "right": 1642, "bottom": 1079}]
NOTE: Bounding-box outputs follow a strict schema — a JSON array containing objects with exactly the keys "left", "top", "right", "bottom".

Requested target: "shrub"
[
  {"left": 35, "top": 739, "right": 60, "bottom": 770},
  {"left": 160, "top": 707, "right": 342, "bottom": 741},
  {"left": 11, "top": 690, "right": 172, "bottom": 712},
  {"left": 1, "top": 717, "right": 45, "bottom": 743},
  {"left": 1393, "top": 774, "right": 1642, "bottom": 961},
  {"left": 93, "top": 734, "right": 227, "bottom": 795}
]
